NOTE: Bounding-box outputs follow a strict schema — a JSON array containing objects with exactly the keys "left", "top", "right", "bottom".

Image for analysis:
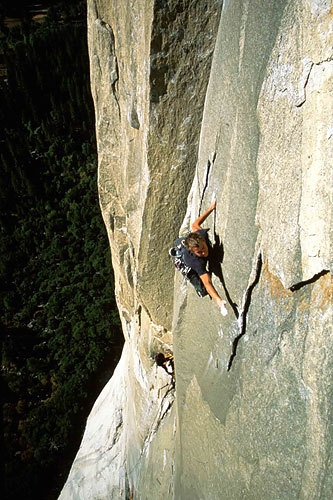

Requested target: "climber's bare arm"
[
  {"left": 200, "top": 273, "right": 227, "bottom": 315},
  {"left": 199, "top": 272, "right": 224, "bottom": 307},
  {"left": 191, "top": 201, "right": 216, "bottom": 232}
]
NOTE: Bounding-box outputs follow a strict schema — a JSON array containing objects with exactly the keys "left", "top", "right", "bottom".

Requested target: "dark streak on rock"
[{"left": 289, "top": 269, "right": 329, "bottom": 291}]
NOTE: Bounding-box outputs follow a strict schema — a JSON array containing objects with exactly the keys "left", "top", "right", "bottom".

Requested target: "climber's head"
[
  {"left": 155, "top": 353, "right": 166, "bottom": 366},
  {"left": 185, "top": 232, "right": 209, "bottom": 257}
]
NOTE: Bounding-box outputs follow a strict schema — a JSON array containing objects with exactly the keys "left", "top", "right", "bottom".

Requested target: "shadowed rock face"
[{"left": 60, "top": 1, "right": 332, "bottom": 498}]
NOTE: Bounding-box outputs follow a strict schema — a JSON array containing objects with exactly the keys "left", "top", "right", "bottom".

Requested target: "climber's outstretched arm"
[
  {"left": 191, "top": 201, "right": 216, "bottom": 232},
  {"left": 200, "top": 272, "right": 222, "bottom": 305},
  {"left": 200, "top": 273, "right": 228, "bottom": 316}
]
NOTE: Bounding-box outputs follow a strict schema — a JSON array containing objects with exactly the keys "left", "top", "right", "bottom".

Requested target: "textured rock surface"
[{"left": 60, "top": 0, "right": 332, "bottom": 498}]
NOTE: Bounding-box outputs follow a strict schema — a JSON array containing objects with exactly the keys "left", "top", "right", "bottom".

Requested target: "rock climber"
[{"left": 183, "top": 201, "right": 228, "bottom": 316}]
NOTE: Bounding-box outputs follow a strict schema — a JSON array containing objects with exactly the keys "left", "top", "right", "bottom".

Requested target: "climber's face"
[{"left": 191, "top": 240, "right": 209, "bottom": 258}]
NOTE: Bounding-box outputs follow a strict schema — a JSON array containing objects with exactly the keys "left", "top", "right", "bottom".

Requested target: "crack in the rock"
[
  {"left": 209, "top": 231, "right": 239, "bottom": 319},
  {"left": 109, "top": 59, "right": 120, "bottom": 119},
  {"left": 142, "top": 383, "right": 175, "bottom": 456},
  {"left": 296, "top": 58, "right": 333, "bottom": 108},
  {"left": 227, "top": 253, "right": 262, "bottom": 371},
  {"left": 295, "top": 59, "right": 314, "bottom": 107},
  {"left": 96, "top": 18, "right": 121, "bottom": 118},
  {"left": 289, "top": 269, "right": 329, "bottom": 291},
  {"left": 197, "top": 153, "right": 240, "bottom": 316},
  {"left": 199, "top": 152, "right": 216, "bottom": 214},
  {"left": 107, "top": 411, "right": 123, "bottom": 449}
]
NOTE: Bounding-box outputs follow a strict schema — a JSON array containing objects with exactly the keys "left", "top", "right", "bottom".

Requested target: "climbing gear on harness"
[{"left": 169, "top": 238, "right": 208, "bottom": 298}]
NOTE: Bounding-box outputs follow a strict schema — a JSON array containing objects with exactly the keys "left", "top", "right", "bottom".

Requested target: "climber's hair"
[{"left": 184, "top": 232, "right": 204, "bottom": 250}]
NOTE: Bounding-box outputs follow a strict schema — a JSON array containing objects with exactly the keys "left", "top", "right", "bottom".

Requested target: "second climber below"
[{"left": 183, "top": 200, "right": 228, "bottom": 316}]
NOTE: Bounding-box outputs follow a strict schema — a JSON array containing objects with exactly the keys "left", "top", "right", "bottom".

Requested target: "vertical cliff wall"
[{"left": 60, "top": 0, "right": 332, "bottom": 499}]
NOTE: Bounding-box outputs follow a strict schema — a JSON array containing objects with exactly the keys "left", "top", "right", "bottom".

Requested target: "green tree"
[{"left": 1, "top": 2, "right": 123, "bottom": 499}]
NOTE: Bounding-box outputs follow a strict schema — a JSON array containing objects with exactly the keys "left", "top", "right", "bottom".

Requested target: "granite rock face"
[{"left": 60, "top": 0, "right": 332, "bottom": 498}]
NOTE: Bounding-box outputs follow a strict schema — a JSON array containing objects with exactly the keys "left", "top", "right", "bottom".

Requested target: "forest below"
[{"left": 1, "top": 1, "right": 123, "bottom": 498}]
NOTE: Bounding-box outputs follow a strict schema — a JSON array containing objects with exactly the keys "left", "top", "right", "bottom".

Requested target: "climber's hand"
[
  {"left": 210, "top": 200, "right": 216, "bottom": 211},
  {"left": 216, "top": 298, "right": 228, "bottom": 316}
]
